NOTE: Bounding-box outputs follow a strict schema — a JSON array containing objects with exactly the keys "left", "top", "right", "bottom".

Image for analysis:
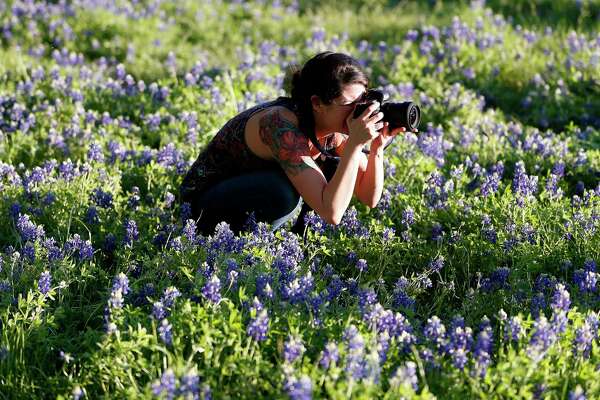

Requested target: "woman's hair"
[{"left": 284, "top": 52, "right": 369, "bottom": 147}]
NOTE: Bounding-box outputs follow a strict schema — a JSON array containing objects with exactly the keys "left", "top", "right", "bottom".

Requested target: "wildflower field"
[{"left": 1, "top": 0, "right": 599, "bottom": 398}]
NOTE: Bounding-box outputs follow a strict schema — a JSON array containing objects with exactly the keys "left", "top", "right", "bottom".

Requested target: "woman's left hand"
[{"left": 370, "top": 123, "right": 417, "bottom": 152}]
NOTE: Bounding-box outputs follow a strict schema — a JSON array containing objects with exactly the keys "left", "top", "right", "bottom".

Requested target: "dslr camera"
[{"left": 352, "top": 89, "right": 421, "bottom": 132}]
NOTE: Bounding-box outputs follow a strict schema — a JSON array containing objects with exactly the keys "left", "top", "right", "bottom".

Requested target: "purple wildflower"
[
  {"left": 319, "top": 341, "right": 339, "bottom": 369},
  {"left": 17, "top": 214, "right": 45, "bottom": 242},
  {"left": 356, "top": 259, "right": 368, "bottom": 273},
  {"left": 429, "top": 255, "right": 445, "bottom": 272},
  {"left": 283, "top": 335, "right": 305, "bottom": 364},
  {"left": 284, "top": 375, "right": 312, "bottom": 400},
  {"left": 38, "top": 270, "right": 51, "bottom": 295},
  {"left": 161, "top": 287, "right": 181, "bottom": 308},
  {"left": 112, "top": 273, "right": 130, "bottom": 296},
  {"left": 390, "top": 361, "right": 418, "bottom": 391},
  {"left": 201, "top": 275, "right": 221, "bottom": 303},
  {"left": 152, "top": 369, "right": 177, "bottom": 399},
  {"left": 123, "top": 219, "right": 139, "bottom": 247},
  {"left": 550, "top": 283, "right": 571, "bottom": 313},
  {"left": 152, "top": 301, "right": 167, "bottom": 320},
  {"left": 505, "top": 316, "right": 524, "bottom": 342},
  {"left": 158, "top": 319, "right": 173, "bottom": 346}
]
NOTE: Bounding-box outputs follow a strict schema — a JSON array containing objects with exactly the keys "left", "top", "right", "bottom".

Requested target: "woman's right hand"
[{"left": 345, "top": 101, "right": 384, "bottom": 147}]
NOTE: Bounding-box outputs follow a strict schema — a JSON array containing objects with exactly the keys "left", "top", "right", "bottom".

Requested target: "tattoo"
[{"left": 259, "top": 109, "right": 317, "bottom": 176}]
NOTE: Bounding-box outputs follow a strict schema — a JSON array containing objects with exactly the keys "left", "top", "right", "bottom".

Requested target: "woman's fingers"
[{"left": 360, "top": 102, "right": 380, "bottom": 121}]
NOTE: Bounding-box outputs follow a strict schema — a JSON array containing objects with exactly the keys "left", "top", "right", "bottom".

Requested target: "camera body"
[{"left": 352, "top": 89, "right": 421, "bottom": 132}]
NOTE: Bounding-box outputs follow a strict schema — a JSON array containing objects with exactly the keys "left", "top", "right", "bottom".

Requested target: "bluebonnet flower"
[
  {"left": 545, "top": 174, "right": 563, "bottom": 199},
  {"left": 17, "top": 214, "right": 45, "bottom": 242},
  {"left": 282, "top": 273, "right": 314, "bottom": 304},
  {"left": 521, "top": 224, "right": 537, "bottom": 244},
  {"left": 424, "top": 316, "right": 447, "bottom": 352},
  {"left": 324, "top": 275, "right": 344, "bottom": 302},
  {"left": 64, "top": 234, "right": 94, "bottom": 261},
  {"left": 431, "top": 222, "right": 444, "bottom": 243},
  {"left": 447, "top": 317, "right": 473, "bottom": 370},
  {"left": 158, "top": 319, "right": 173, "bottom": 346},
  {"left": 382, "top": 227, "right": 395, "bottom": 241},
  {"left": 389, "top": 361, "right": 418, "bottom": 391},
  {"left": 123, "top": 219, "right": 139, "bottom": 247},
  {"left": 530, "top": 292, "right": 546, "bottom": 318},
  {"left": 38, "top": 270, "right": 51, "bottom": 295},
  {"left": 284, "top": 375, "right": 312, "bottom": 400},
  {"left": 152, "top": 301, "right": 167, "bottom": 320},
  {"left": 573, "top": 269, "right": 597, "bottom": 293},
  {"left": 512, "top": 161, "right": 538, "bottom": 206},
  {"left": 85, "top": 206, "right": 99, "bottom": 225},
  {"left": 42, "top": 192, "right": 56, "bottom": 207},
  {"left": 534, "top": 274, "right": 557, "bottom": 293},
  {"left": 339, "top": 207, "right": 370, "bottom": 238},
  {"left": 167, "top": 237, "right": 183, "bottom": 252},
  {"left": 481, "top": 170, "right": 502, "bottom": 197},
  {"left": 527, "top": 315, "right": 556, "bottom": 361},
  {"left": 255, "top": 274, "right": 274, "bottom": 300},
  {"left": 583, "top": 259, "right": 597, "bottom": 272},
  {"left": 550, "top": 283, "right": 571, "bottom": 313},
  {"left": 112, "top": 273, "right": 130, "bottom": 296},
  {"left": 481, "top": 267, "right": 510, "bottom": 292},
  {"left": 572, "top": 314, "right": 597, "bottom": 359},
  {"left": 343, "top": 325, "right": 366, "bottom": 380},
  {"left": 178, "top": 371, "right": 201, "bottom": 398},
  {"left": 209, "top": 222, "right": 245, "bottom": 255},
  {"left": 108, "top": 287, "right": 124, "bottom": 310},
  {"left": 247, "top": 299, "right": 269, "bottom": 342},
  {"left": 152, "top": 369, "right": 177, "bottom": 399},
  {"left": 283, "top": 335, "right": 305, "bottom": 364},
  {"left": 401, "top": 207, "right": 415, "bottom": 229},
  {"left": 481, "top": 215, "right": 497, "bottom": 243},
  {"left": 393, "top": 289, "right": 416, "bottom": 312},
  {"left": 505, "top": 316, "right": 524, "bottom": 342},
  {"left": 472, "top": 317, "right": 493, "bottom": 378},
  {"left": 358, "top": 288, "right": 378, "bottom": 314},
  {"left": 569, "top": 385, "right": 586, "bottom": 400},
  {"left": 127, "top": 187, "right": 141, "bottom": 210},
  {"left": 356, "top": 259, "right": 368, "bottom": 273},
  {"left": 182, "top": 219, "right": 197, "bottom": 245},
  {"left": 424, "top": 171, "right": 453, "bottom": 210},
  {"left": 87, "top": 142, "right": 104, "bottom": 163},
  {"left": 22, "top": 243, "right": 35, "bottom": 262},
  {"left": 202, "top": 275, "right": 221, "bottom": 303},
  {"left": 319, "top": 341, "right": 339, "bottom": 369},
  {"left": 429, "top": 255, "right": 445, "bottom": 272},
  {"left": 161, "top": 287, "right": 181, "bottom": 308},
  {"left": 90, "top": 187, "right": 113, "bottom": 209}
]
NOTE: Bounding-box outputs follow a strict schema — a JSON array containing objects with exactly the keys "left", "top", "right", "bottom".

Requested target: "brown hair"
[{"left": 284, "top": 52, "right": 369, "bottom": 154}]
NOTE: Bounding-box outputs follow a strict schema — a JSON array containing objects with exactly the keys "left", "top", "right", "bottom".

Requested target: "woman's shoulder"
[{"left": 258, "top": 103, "right": 300, "bottom": 128}]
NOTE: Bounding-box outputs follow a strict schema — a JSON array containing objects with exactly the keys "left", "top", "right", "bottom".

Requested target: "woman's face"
[{"left": 313, "top": 83, "right": 367, "bottom": 137}]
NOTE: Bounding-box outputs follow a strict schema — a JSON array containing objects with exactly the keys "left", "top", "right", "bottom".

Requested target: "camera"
[{"left": 352, "top": 89, "right": 421, "bottom": 132}]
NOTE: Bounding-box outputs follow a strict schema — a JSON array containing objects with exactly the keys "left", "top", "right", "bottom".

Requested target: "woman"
[{"left": 179, "top": 51, "right": 409, "bottom": 236}]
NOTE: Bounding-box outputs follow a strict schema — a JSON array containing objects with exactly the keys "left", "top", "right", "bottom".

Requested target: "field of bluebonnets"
[{"left": 0, "top": 0, "right": 599, "bottom": 398}]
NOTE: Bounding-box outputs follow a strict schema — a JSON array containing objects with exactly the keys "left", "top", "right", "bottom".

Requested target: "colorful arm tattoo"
[{"left": 258, "top": 109, "right": 317, "bottom": 176}]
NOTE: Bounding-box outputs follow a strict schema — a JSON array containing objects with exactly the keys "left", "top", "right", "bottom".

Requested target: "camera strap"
[
  {"left": 307, "top": 132, "right": 340, "bottom": 161},
  {"left": 307, "top": 131, "right": 397, "bottom": 162}
]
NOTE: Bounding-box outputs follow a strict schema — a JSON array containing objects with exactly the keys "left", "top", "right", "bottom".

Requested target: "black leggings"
[{"left": 187, "top": 158, "right": 339, "bottom": 236}]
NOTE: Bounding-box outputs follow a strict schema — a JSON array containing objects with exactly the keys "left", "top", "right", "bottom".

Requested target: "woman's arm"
[
  {"left": 336, "top": 124, "right": 404, "bottom": 208},
  {"left": 354, "top": 145, "right": 385, "bottom": 208},
  {"left": 259, "top": 107, "right": 364, "bottom": 225}
]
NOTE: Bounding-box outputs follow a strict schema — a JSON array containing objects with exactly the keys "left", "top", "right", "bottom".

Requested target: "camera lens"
[{"left": 381, "top": 101, "right": 421, "bottom": 131}]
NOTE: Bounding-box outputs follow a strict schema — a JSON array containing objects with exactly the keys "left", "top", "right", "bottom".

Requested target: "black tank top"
[{"left": 179, "top": 97, "right": 336, "bottom": 202}]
